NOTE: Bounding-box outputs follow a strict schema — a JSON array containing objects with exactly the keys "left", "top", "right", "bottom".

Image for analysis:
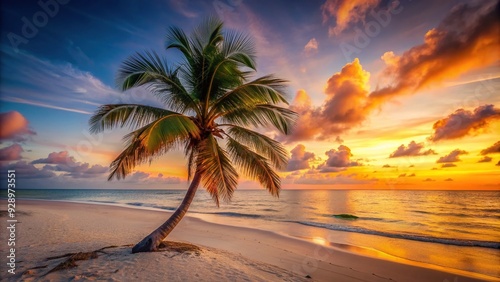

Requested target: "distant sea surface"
[{"left": 12, "top": 189, "right": 500, "bottom": 278}]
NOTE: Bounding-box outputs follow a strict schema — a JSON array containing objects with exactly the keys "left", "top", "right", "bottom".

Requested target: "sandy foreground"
[{"left": 0, "top": 200, "right": 495, "bottom": 282}]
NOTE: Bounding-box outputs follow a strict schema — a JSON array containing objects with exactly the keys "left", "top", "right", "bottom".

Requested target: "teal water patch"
[{"left": 333, "top": 214, "right": 358, "bottom": 220}]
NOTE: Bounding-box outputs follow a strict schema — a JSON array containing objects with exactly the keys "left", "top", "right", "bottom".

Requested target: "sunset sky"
[{"left": 1, "top": 0, "right": 499, "bottom": 190}]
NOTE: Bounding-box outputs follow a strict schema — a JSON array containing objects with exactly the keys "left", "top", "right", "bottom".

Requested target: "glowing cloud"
[
  {"left": 478, "top": 156, "right": 492, "bottom": 163},
  {"left": 288, "top": 2, "right": 499, "bottom": 143},
  {"left": 295, "top": 173, "right": 375, "bottom": 185},
  {"left": 321, "top": 0, "right": 380, "bottom": 36},
  {"left": 481, "top": 141, "right": 500, "bottom": 155},
  {"left": 436, "top": 149, "right": 468, "bottom": 163},
  {"left": 389, "top": 141, "right": 436, "bottom": 158},
  {"left": 1, "top": 161, "right": 55, "bottom": 179},
  {"left": 322, "top": 145, "right": 361, "bottom": 168},
  {"left": 125, "top": 171, "right": 181, "bottom": 184},
  {"left": 286, "top": 144, "right": 316, "bottom": 171},
  {"left": 33, "top": 151, "right": 108, "bottom": 178},
  {"left": 0, "top": 144, "right": 23, "bottom": 161},
  {"left": 369, "top": 2, "right": 500, "bottom": 104},
  {"left": 32, "top": 151, "right": 76, "bottom": 165},
  {"left": 429, "top": 105, "right": 500, "bottom": 142},
  {"left": 304, "top": 38, "right": 319, "bottom": 55},
  {"left": 286, "top": 59, "right": 371, "bottom": 141},
  {"left": 0, "top": 111, "right": 36, "bottom": 142}
]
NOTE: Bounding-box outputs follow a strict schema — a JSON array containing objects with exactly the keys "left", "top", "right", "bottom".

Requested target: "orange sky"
[{"left": 0, "top": 0, "right": 499, "bottom": 190}]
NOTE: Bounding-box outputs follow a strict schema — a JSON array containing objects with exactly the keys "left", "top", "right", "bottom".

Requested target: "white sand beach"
[{"left": 0, "top": 200, "right": 496, "bottom": 282}]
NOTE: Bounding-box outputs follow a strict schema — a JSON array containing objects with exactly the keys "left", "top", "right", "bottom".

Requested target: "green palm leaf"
[
  {"left": 220, "top": 104, "right": 297, "bottom": 134},
  {"left": 226, "top": 125, "right": 288, "bottom": 170},
  {"left": 108, "top": 114, "right": 200, "bottom": 180},
  {"left": 210, "top": 75, "right": 289, "bottom": 118},
  {"left": 117, "top": 51, "right": 199, "bottom": 114},
  {"left": 197, "top": 135, "right": 239, "bottom": 206},
  {"left": 89, "top": 104, "right": 179, "bottom": 134},
  {"left": 227, "top": 137, "right": 280, "bottom": 197}
]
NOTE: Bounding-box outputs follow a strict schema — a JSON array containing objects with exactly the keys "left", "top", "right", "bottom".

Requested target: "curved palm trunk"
[{"left": 132, "top": 171, "right": 202, "bottom": 253}]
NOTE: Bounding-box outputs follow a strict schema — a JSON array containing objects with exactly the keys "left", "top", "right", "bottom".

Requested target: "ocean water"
[{"left": 12, "top": 189, "right": 500, "bottom": 278}]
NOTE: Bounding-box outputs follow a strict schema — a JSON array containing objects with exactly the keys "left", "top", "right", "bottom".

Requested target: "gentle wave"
[
  {"left": 291, "top": 221, "right": 500, "bottom": 249},
  {"left": 126, "top": 202, "right": 176, "bottom": 211},
  {"left": 204, "top": 211, "right": 263, "bottom": 218},
  {"left": 412, "top": 209, "right": 500, "bottom": 219}
]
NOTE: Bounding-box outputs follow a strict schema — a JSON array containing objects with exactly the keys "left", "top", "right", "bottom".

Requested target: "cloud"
[
  {"left": 286, "top": 144, "right": 316, "bottom": 171},
  {"left": 441, "top": 163, "right": 457, "bottom": 168},
  {"left": 321, "top": 0, "right": 380, "bottom": 36},
  {"left": 445, "top": 178, "right": 453, "bottom": 181},
  {"left": 295, "top": 173, "right": 376, "bottom": 185},
  {"left": 284, "top": 90, "right": 319, "bottom": 141},
  {"left": 32, "top": 151, "right": 108, "bottom": 178},
  {"left": 58, "top": 164, "right": 109, "bottom": 179},
  {"left": 124, "top": 171, "right": 181, "bottom": 184},
  {"left": 429, "top": 105, "right": 500, "bottom": 142},
  {"left": 126, "top": 171, "right": 149, "bottom": 181},
  {"left": 481, "top": 141, "right": 500, "bottom": 155},
  {"left": 0, "top": 144, "right": 23, "bottom": 161},
  {"left": 304, "top": 38, "right": 319, "bottom": 55},
  {"left": 382, "top": 164, "right": 392, "bottom": 168},
  {"left": 284, "top": 2, "right": 498, "bottom": 143},
  {"left": 478, "top": 156, "right": 492, "bottom": 163},
  {"left": 42, "top": 162, "right": 109, "bottom": 179},
  {"left": 369, "top": 1, "right": 500, "bottom": 105},
  {"left": 319, "top": 167, "right": 346, "bottom": 173},
  {"left": 32, "top": 151, "right": 76, "bottom": 165},
  {"left": 66, "top": 40, "right": 93, "bottom": 66},
  {"left": 389, "top": 141, "right": 436, "bottom": 158},
  {"left": 321, "top": 145, "right": 362, "bottom": 169},
  {"left": 169, "top": 0, "right": 198, "bottom": 18},
  {"left": 0, "top": 111, "right": 36, "bottom": 142},
  {"left": 436, "top": 149, "right": 468, "bottom": 163},
  {"left": 156, "top": 174, "right": 181, "bottom": 184},
  {"left": 408, "top": 173, "right": 416, "bottom": 177},
  {"left": 1, "top": 161, "right": 55, "bottom": 179},
  {"left": 0, "top": 48, "right": 161, "bottom": 115},
  {"left": 322, "top": 59, "right": 371, "bottom": 130},
  {"left": 424, "top": 178, "right": 435, "bottom": 182},
  {"left": 398, "top": 173, "right": 406, "bottom": 178},
  {"left": 285, "top": 59, "right": 371, "bottom": 141},
  {"left": 497, "top": 161, "right": 500, "bottom": 167}
]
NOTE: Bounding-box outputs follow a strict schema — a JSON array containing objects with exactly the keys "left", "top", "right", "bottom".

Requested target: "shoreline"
[{"left": 1, "top": 199, "right": 497, "bottom": 281}]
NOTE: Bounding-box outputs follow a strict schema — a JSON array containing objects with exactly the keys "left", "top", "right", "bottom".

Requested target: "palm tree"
[{"left": 89, "top": 18, "right": 296, "bottom": 253}]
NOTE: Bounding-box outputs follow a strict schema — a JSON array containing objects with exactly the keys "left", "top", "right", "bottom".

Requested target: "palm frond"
[
  {"left": 140, "top": 114, "right": 200, "bottom": 152},
  {"left": 191, "top": 17, "right": 224, "bottom": 54},
  {"left": 117, "top": 51, "right": 198, "bottom": 114},
  {"left": 220, "top": 104, "right": 297, "bottom": 135},
  {"left": 166, "top": 26, "right": 193, "bottom": 62},
  {"left": 89, "top": 104, "right": 178, "bottom": 134},
  {"left": 197, "top": 135, "right": 238, "bottom": 206},
  {"left": 108, "top": 114, "right": 200, "bottom": 180},
  {"left": 108, "top": 131, "right": 150, "bottom": 180},
  {"left": 227, "top": 137, "right": 280, "bottom": 197},
  {"left": 226, "top": 125, "right": 288, "bottom": 170},
  {"left": 221, "top": 30, "right": 256, "bottom": 70},
  {"left": 210, "top": 75, "right": 289, "bottom": 114}
]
